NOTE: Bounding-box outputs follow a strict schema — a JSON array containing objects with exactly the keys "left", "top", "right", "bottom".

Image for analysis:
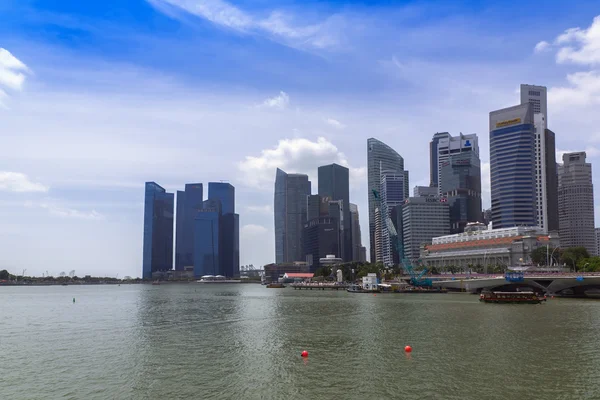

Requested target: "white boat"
[{"left": 196, "top": 275, "right": 241, "bottom": 284}]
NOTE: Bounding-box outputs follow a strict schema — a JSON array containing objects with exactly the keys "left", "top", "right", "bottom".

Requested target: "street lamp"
[{"left": 549, "top": 247, "right": 559, "bottom": 268}]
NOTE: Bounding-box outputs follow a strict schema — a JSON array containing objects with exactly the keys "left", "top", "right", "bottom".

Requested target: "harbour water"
[{"left": 2, "top": 284, "right": 600, "bottom": 399}]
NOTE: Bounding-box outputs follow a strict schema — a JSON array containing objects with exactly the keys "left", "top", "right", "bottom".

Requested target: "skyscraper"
[
  {"left": 439, "top": 148, "right": 482, "bottom": 233},
  {"left": 413, "top": 186, "right": 438, "bottom": 197},
  {"left": 194, "top": 199, "right": 221, "bottom": 277},
  {"left": 434, "top": 133, "right": 479, "bottom": 195},
  {"left": 520, "top": 84, "right": 547, "bottom": 126},
  {"left": 367, "top": 138, "right": 404, "bottom": 262},
  {"left": 175, "top": 183, "right": 203, "bottom": 271},
  {"left": 380, "top": 171, "right": 407, "bottom": 266},
  {"left": 349, "top": 203, "right": 365, "bottom": 262},
  {"left": 318, "top": 163, "right": 351, "bottom": 261},
  {"left": 303, "top": 216, "right": 340, "bottom": 271},
  {"left": 142, "top": 182, "right": 174, "bottom": 279},
  {"left": 208, "top": 182, "right": 239, "bottom": 277},
  {"left": 208, "top": 182, "right": 235, "bottom": 215},
  {"left": 489, "top": 103, "right": 536, "bottom": 228},
  {"left": 402, "top": 197, "right": 450, "bottom": 262},
  {"left": 558, "top": 152, "right": 596, "bottom": 254},
  {"left": 531, "top": 115, "right": 559, "bottom": 232},
  {"left": 429, "top": 132, "right": 449, "bottom": 187},
  {"left": 274, "top": 169, "right": 311, "bottom": 263}
]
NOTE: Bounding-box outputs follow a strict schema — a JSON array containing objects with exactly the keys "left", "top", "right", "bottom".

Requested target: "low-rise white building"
[{"left": 362, "top": 273, "right": 379, "bottom": 291}]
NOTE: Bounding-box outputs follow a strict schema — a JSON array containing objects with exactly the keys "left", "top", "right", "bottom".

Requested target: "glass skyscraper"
[
  {"left": 208, "top": 182, "right": 235, "bottom": 215},
  {"left": 380, "top": 171, "right": 407, "bottom": 266},
  {"left": 274, "top": 168, "right": 311, "bottom": 264},
  {"left": 318, "top": 163, "right": 352, "bottom": 261},
  {"left": 489, "top": 103, "right": 536, "bottom": 228},
  {"left": 142, "top": 182, "right": 174, "bottom": 279},
  {"left": 175, "top": 183, "right": 203, "bottom": 271},
  {"left": 367, "top": 138, "right": 404, "bottom": 263},
  {"left": 194, "top": 199, "right": 221, "bottom": 277}
]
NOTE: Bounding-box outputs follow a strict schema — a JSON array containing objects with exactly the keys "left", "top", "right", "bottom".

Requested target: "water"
[{"left": 2, "top": 284, "right": 600, "bottom": 399}]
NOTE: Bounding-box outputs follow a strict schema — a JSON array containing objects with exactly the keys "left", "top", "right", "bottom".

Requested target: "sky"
[{"left": 2, "top": 0, "right": 600, "bottom": 278}]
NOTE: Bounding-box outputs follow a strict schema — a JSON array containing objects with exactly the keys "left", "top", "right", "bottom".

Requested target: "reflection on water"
[{"left": 2, "top": 284, "right": 600, "bottom": 399}]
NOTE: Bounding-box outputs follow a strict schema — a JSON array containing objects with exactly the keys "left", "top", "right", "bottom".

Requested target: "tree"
[
  {"left": 561, "top": 247, "right": 590, "bottom": 270},
  {"left": 531, "top": 246, "right": 552, "bottom": 265},
  {"left": 577, "top": 257, "right": 600, "bottom": 272},
  {"left": 0, "top": 269, "right": 9, "bottom": 280}
]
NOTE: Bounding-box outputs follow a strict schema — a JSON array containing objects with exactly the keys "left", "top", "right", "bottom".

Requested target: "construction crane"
[{"left": 372, "top": 189, "right": 432, "bottom": 287}]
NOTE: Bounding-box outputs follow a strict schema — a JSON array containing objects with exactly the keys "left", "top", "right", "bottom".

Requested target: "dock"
[{"left": 290, "top": 283, "right": 349, "bottom": 290}]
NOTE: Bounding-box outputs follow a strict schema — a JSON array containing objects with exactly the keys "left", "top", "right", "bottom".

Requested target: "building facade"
[
  {"left": 558, "top": 152, "right": 596, "bottom": 254},
  {"left": 175, "top": 183, "right": 203, "bottom": 271},
  {"left": 380, "top": 171, "right": 407, "bottom": 266},
  {"left": 520, "top": 84, "right": 547, "bottom": 126},
  {"left": 208, "top": 182, "right": 239, "bottom": 277},
  {"left": 142, "top": 182, "right": 174, "bottom": 279},
  {"left": 413, "top": 186, "right": 438, "bottom": 197},
  {"left": 303, "top": 217, "right": 340, "bottom": 271},
  {"left": 439, "top": 149, "right": 482, "bottom": 233},
  {"left": 318, "top": 163, "right": 352, "bottom": 261},
  {"left": 434, "top": 133, "right": 479, "bottom": 195},
  {"left": 402, "top": 197, "right": 450, "bottom": 262},
  {"left": 532, "top": 115, "right": 559, "bottom": 233},
  {"left": 349, "top": 203, "right": 365, "bottom": 262},
  {"left": 194, "top": 199, "right": 221, "bottom": 277},
  {"left": 367, "top": 138, "right": 405, "bottom": 262},
  {"left": 489, "top": 103, "right": 536, "bottom": 229},
  {"left": 596, "top": 228, "right": 600, "bottom": 257},
  {"left": 208, "top": 182, "right": 235, "bottom": 214},
  {"left": 429, "top": 132, "right": 449, "bottom": 187},
  {"left": 274, "top": 168, "right": 311, "bottom": 263}
]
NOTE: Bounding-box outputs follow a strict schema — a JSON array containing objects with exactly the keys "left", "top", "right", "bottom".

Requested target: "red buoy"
[
  {"left": 301, "top": 350, "right": 309, "bottom": 358},
  {"left": 404, "top": 345, "right": 412, "bottom": 353}
]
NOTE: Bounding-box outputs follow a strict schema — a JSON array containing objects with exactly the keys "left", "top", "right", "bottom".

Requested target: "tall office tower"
[
  {"left": 520, "top": 84, "right": 547, "bottom": 126},
  {"left": 434, "top": 133, "right": 479, "bottom": 195},
  {"left": 380, "top": 171, "right": 407, "bottom": 266},
  {"left": 307, "top": 194, "right": 331, "bottom": 221},
  {"left": 303, "top": 217, "right": 340, "bottom": 271},
  {"left": 532, "top": 115, "right": 559, "bottom": 232},
  {"left": 142, "top": 182, "right": 174, "bottom": 279},
  {"left": 413, "top": 186, "right": 438, "bottom": 197},
  {"left": 374, "top": 207, "right": 383, "bottom": 262},
  {"left": 439, "top": 149, "right": 482, "bottom": 233},
  {"left": 349, "top": 203, "right": 363, "bottom": 262},
  {"left": 430, "top": 132, "right": 450, "bottom": 187},
  {"left": 194, "top": 199, "right": 221, "bottom": 277},
  {"left": 367, "top": 138, "right": 405, "bottom": 262},
  {"left": 596, "top": 228, "right": 600, "bottom": 257},
  {"left": 489, "top": 103, "right": 536, "bottom": 228},
  {"left": 209, "top": 182, "right": 239, "bottom": 277},
  {"left": 175, "top": 183, "right": 203, "bottom": 271},
  {"left": 274, "top": 169, "right": 311, "bottom": 263},
  {"left": 558, "top": 152, "right": 596, "bottom": 255},
  {"left": 318, "top": 163, "right": 352, "bottom": 261},
  {"left": 402, "top": 197, "right": 450, "bottom": 262}
]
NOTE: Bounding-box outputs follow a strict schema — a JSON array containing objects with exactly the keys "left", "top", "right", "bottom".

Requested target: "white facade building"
[
  {"left": 534, "top": 114, "right": 549, "bottom": 232},
  {"left": 520, "top": 84, "right": 548, "bottom": 126}
]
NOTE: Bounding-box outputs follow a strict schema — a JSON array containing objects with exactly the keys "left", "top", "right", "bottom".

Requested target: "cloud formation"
[
  {"left": 25, "top": 201, "right": 105, "bottom": 220},
  {"left": 325, "top": 118, "right": 345, "bottom": 129},
  {"left": 553, "top": 15, "right": 600, "bottom": 65},
  {"left": 241, "top": 224, "right": 268, "bottom": 235},
  {"left": 245, "top": 204, "right": 273, "bottom": 214},
  {"left": 0, "top": 48, "right": 30, "bottom": 107},
  {"left": 534, "top": 41, "right": 550, "bottom": 53},
  {"left": 0, "top": 172, "right": 48, "bottom": 193},
  {"left": 148, "top": 0, "right": 338, "bottom": 49},
  {"left": 238, "top": 136, "right": 365, "bottom": 189},
  {"left": 261, "top": 91, "right": 290, "bottom": 110}
]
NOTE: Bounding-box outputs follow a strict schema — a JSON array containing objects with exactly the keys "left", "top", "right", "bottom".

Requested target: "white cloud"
[
  {"left": 325, "top": 118, "right": 345, "bottom": 129},
  {"left": 238, "top": 136, "right": 365, "bottom": 189},
  {"left": 550, "top": 15, "right": 600, "bottom": 65},
  {"left": 261, "top": 91, "right": 290, "bottom": 110},
  {"left": 245, "top": 204, "right": 273, "bottom": 214},
  {"left": 0, "top": 48, "right": 30, "bottom": 107},
  {"left": 549, "top": 70, "right": 600, "bottom": 107},
  {"left": 0, "top": 172, "right": 48, "bottom": 193},
  {"left": 148, "top": 0, "right": 337, "bottom": 49},
  {"left": 241, "top": 224, "right": 268, "bottom": 235},
  {"left": 534, "top": 40, "right": 550, "bottom": 53},
  {"left": 25, "top": 201, "right": 105, "bottom": 220}
]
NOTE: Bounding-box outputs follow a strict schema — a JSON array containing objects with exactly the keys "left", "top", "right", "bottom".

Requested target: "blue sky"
[{"left": 2, "top": 0, "right": 600, "bottom": 277}]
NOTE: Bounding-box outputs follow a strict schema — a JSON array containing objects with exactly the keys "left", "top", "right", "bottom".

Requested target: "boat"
[
  {"left": 266, "top": 282, "right": 286, "bottom": 288},
  {"left": 347, "top": 284, "right": 380, "bottom": 293},
  {"left": 479, "top": 291, "right": 545, "bottom": 304},
  {"left": 196, "top": 275, "right": 242, "bottom": 284},
  {"left": 152, "top": 280, "right": 160, "bottom": 285}
]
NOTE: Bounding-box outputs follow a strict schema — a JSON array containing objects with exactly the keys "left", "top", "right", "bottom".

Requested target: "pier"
[{"left": 291, "top": 283, "right": 349, "bottom": 290}]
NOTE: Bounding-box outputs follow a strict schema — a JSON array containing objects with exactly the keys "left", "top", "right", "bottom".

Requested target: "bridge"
[{"left": 398, "top": 274, "right": 600, "bottom": 298}]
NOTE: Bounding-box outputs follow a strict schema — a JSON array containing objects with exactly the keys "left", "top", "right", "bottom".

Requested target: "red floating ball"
[
  {"left": 404, "top": 345, "right": 412, "bottom": 353},
  {"left": 301, "top": 350, "right": 309, "bottom": 358}
]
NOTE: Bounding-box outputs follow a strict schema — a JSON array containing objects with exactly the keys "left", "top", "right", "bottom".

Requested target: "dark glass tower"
[
  {"left": 208, "top": 182, "right": 239, "bottom": 277},
  {"left": 429, "top": 132, "right": 450, "bottom": 187},
  {"left": 489, "top": 103, "right": 536, "bottom": 228},
  {"left": 208, "top": 182, "right": 235, "bottom": 215},
  {"left": 175, "top": 183, "right": 203, "bottom": 271},
  {"left": 274, "top": 169, "right": 311, "bottom": 263},
  {"left": 142, "top": 182, "right": 174, "bottom": 279},
  {"left": 318, "top": 163, "right": 351, "bottom": 261},
  {"left": 194, "top": 199, "right": 221, "bottom": 277}
]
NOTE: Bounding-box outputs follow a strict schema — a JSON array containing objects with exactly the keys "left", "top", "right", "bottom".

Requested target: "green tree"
[
  {"left": 531, "top": 246, "right": 554, "bottom": 265},
  {"left": 577, "top": 257, "right": 600, "bottom": 272},
  {"left": 0, "top": 269, "right": 9, "bottom": 280},
  {"left": 561, "top": 247, "right": 590, "bottom": 270}
]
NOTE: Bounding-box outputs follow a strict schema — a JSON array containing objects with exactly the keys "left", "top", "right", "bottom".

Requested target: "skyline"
[{"left": 2, "top": 1, "right": 600, "bottom": 277}]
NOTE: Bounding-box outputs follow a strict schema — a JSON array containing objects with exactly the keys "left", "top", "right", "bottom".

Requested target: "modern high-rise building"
[
  {"left": 413, "top": 186, "right": 438, "bottom": 197},
  {"left": 402, "top": 197, "right": 450, "bottom": 262},
  {"left": 208, "top": 181, "right": 239, "bottom": 277},
  {"left": 558, "top": 152, "right": 596, "bottom": 254},
  {"left": 531, "top": 115, "right": 559, "bottom": 232},
  {"left": 194, "top": 199, "right": 221, "bottom": 277},
  {"left": 175, "top": 183, "right": 203, "bottom": 271},
  {"left": 439, "top": 149, "right": 482, "bottom": 233},
  {"left": 367, "top": 138, "right": 405, "bottom": 262},
  {"left": 596, "top": 228, "right": 600, "bottom": 257},
  {"left": 429, "top": 132, "right": 449, "bottom": 187},
  {"left": 380, "top": 171, "right": 407, "bottom": 266},
  {"left": 433, "top": 132, "right": 479, "bottom": 195},
  {"left": 142, "top": 182, "right": 174, "bottom": 279},
  {"left": 489, "top": 103, "right": 536, "bottom": 229},
  {"left": 349, "top": 203, "right": 365, "bottom": 262},
  {"left": 307, "top": 194, "right": 331, "bottom": 221},
  {"left": 318, "top": 163, "right": 352, "bottom": 261},
  {"left": 274, "top": 169, "right": 311, "bottom": 263},
  {"left": 520, "top": 84, "right": 548, "bottom": 126},
  {"left": 303, "top": 217, "right": 340, "bottom": 271},
  {"left": 208, "top": 182, "right": 235, "bottom": 215}
]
